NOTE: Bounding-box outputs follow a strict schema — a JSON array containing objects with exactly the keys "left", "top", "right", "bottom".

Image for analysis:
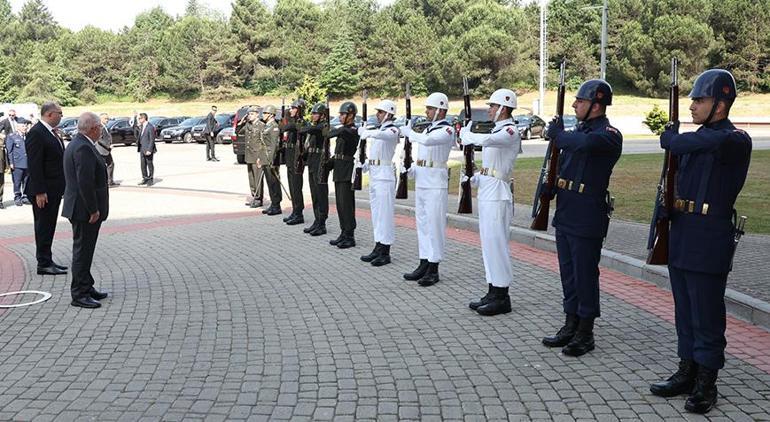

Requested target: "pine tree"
[{"left": 319, "top": 37, "right": 360, "bottom": 97}]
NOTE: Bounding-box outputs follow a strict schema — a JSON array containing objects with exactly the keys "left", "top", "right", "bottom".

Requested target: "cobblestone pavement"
[{"left": 0, "top": 144, "right": 769, "bottom": 421}]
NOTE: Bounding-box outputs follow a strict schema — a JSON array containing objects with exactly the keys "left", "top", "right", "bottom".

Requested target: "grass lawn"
[{"left": 440, "top": 150, "right": 770, "bottom": 235}]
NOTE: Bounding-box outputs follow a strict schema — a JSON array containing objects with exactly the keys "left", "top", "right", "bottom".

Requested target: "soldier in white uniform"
[
  {"left": 459, "top": 89, "right": 521, "bottom": 316},
  {"left": 400, "top": 93, "right": 455, "bottom": 286},
  {"left": 358, "top": 100, "right": 400, "bottom": 266}
]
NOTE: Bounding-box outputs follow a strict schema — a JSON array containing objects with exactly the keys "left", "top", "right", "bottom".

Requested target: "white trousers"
[
  {"left": 370, "top": 179, "right": 395, "bottom": 245},
  {"left": 415, "top": 187, "right": 447, "bottom": 263},
  {"left": 478, "top": 199, "right": 513, "bottom": 287}
]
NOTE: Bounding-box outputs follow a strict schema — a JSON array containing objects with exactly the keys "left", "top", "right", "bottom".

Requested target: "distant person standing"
[
  {"left": 96, "top": 113, "right": 119, "bottom": 187},
  {"left": 240, "top": 107, "right": 265, "bottom": 208},
  {"left": 137, "top": 113, "right": 156, "bottom": 186},
  {"left": 25, "top": 101, "right": 68, "bottom": 275},
  {"left": 5, "top": 122, "right": 30, "bottom": 206},
  {"left": 62, "top": 112, "right": 110, "bottom": 309},
  {"left": 205, "top": 105, "right": 219, "bottom": 161},
  {"left": 0, "top": 109, "right": 19, "bottom": 209}
]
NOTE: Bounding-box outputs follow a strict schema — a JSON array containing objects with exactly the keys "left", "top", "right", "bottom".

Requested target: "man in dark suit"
[
  {"left": 25, "top": 102, "right": 68, "bottom": 275},
  {"left": 136, "top": 113, "right": 156, "bottom": 186},
  {"left": 205, "top": 105, "right": 219, "bottom": 161},
  {"left": 62, "top": 112, "right": 109, "bottom": 308}
]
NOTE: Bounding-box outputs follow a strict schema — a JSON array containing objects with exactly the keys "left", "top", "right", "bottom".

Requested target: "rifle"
[
  {"left": 318, "top": 95, "right": 332, "bottom": 185},
  {"left": 294, "top": 99, "right": 306, "bottom": 174},
  {"left": 396, "top": 83, "right": 412, "bottom": 199},
  {"left": 530, "top": 60, "right": 567, "bottom": 231},
  {"left": 352, "top": 89, "right": 367, "bottom": 191},
  {"left": 457, "top": 76, "right": 474, "bottom": 214},
  {"left": 646, "top": 57, "right": 679, "bottom": 265},
  {"left": 273, "top": 98, "right": 287, "bottom": 167}
]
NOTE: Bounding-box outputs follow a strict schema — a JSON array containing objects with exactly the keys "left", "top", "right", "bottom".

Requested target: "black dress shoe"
[
  {"left": 543, "top": 313, "right": 579, "bottom": 347},
  {"left": 360, "top": 243, "right": 382, "bottom": 262},
  {"left": 138, "top": 180, "right": 147, "bottom": 186},
  {"left": 90, "top": 290, "right": 108, "bottom": 300},
  {"left": 53, "top": 262, "right": 68, "bottom": 271},
  {"left": 146, "top": 179, "right": 154, "bottom": 187},
  {"left": 337, "top": 237, "right": 356, "bottom": 249},
  {"left": 266, "top": 207, "right": 282, "bottom": 216},
  {"left": 650, "top": 359, "right": 698, "bottom": 397},
  {"left": 684, "top": 367, "right": 718, "bottom": 414},
  {"left": 403, "top": 259, "right": 429, "bottom": 281},
  {"left": 283, "top": 214, "right": 293, "bottom": 222},
  {"left": 469, "top": 284, "right": 493, "bottom": 310},
  {"left": 310, "top": 225, "right": 327, "bottom": 236},
  {"left": 304, "top": 221, "right": 319, "bottom": 233},
  {"left": 286, "top": 215, "right": 304, "bottom": 225},
  {"left": 562, "top": 318, "right": 595, "bottom": 357},
  {"left": 329, "top": 233, "right": 344, "bottom": 246},
  {"left": 71, "top": 297, "right": 101, "bottom": 308},
  {"left": 37, "top": 266, "right": 67, "bottom": 275},
  {"left": 476, "top": 286, "right": 511, "bottom": 316}
]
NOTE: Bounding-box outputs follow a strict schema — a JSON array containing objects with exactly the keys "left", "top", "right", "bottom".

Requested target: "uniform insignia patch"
[
  {"left": 446, "top": 128, "right": 452, "bottom": 134},
  {"left": 606, "top": 127, "right": 618, "bottom": 134},
  {"left": 506, "top": 127, "right": 514, "bottom": 135},
  {"left": 391, "top": 128, "right": 397, "bottom": 133}
]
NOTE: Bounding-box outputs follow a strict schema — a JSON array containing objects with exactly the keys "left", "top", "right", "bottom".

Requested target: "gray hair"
[
  {"left": 40, "top": 102, "right": 60, "bottom": 116},
  {"left": 77, "top": 112, "right": 101, "bottom": 132}
]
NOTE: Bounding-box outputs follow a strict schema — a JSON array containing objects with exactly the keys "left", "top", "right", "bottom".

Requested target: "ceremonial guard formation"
[
  {"left": 300, "top": 102, "right": 330, "bottom": 236},
  {"left": 281, "top": 100, "right": 306, "bottom": 225}
]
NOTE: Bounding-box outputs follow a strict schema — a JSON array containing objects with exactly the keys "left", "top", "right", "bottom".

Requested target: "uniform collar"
[
  {"left": 578, "top": 115, "right": 609, "bottom": 131},
  {"left": 381, "top": 120, "right": 395, "bottom": 128},
  {"left": 494, "top": 118, "right": 514, "bottom": 128},
  {"left": 704, "top": 118, "right": 733, "bottom": 130},
  {"left": 430, "top": 118, "right": 450, "bottom": 128}
]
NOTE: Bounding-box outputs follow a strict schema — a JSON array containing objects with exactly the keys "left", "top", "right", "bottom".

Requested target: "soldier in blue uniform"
[
  {"left": 649, "top": 69, "right": 752, "bottom": 415},
  {"left": 542, "top": 79, "right": 622, "bottom": 357}
]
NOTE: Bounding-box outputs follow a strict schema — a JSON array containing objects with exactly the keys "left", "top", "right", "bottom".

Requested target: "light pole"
[
  {"left": 582, "top": 0, "right": 609, "bottom": 80},
  {"left": 538, "top": 0, "right": 547, "bottom": 117}
]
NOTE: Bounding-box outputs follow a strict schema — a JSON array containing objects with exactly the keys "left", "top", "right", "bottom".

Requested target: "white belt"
[
  {"left": 479, "top": 167, "right": 512, "bottom": 182},
  {"left": 415, "top": 159, "right": 447, "bottom": 168},
  {"left": 367, "top": 159, "right": 392, "bottom": 166}
]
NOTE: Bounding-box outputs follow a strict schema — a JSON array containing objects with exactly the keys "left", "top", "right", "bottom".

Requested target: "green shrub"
[{"left": 643, "top": 104, "right": 668, "bottom": 135}]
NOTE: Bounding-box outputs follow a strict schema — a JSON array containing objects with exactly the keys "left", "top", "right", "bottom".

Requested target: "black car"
[
  {"left": 152, "top": 116, "right": 188, "bottom": 139},
  {"left": 159, "top": 117, "right": 206, "bottom": 144},
  {"left": 192, "top": 113, "right": 234, "bottom": 143},
  {"left": 514, "top": 114, "right": 547, "bottom": 140},
  {"left": 108, "top": 117, "right": 139, "bottom": 146},
  {"left": 56, "top": 117, "right": 79, "bottom": 141}
]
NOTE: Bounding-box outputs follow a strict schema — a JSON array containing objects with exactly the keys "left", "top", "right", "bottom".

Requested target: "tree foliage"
[{"left": 0, "top": 0, "right": 768, "bottom": 106}]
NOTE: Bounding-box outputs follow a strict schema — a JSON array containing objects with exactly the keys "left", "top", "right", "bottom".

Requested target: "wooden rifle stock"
[
  {"left": 458, "top": 76, "right": 474, "bottom": 214},
  {"left": 647, "top": 58, "right": 679, "bottom": 265},
  {"left": 396, "top": 83, "right": 412, "bottom": 199},
  {"left": 353, "top": 90, "right": 367, "bottom": 191},
  {"left": 531, "top": 60, "right": 566, "bottom": 231},
  {"left": 318, "top": 96, "right": 332, "bottom": 185},
  {"left": 294, "top": 100, "right": 306, "bottom": 174}
]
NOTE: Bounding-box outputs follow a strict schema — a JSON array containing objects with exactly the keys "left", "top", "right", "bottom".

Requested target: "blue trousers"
[
  {"left": 556, "top": 231, "right": 603, "bottom": 319},
  {"left": 12, "top": 167, "right": 28, "bottom": 200},
  {"left": 669, "top": 266, "right": 727, "bottom": 370}
]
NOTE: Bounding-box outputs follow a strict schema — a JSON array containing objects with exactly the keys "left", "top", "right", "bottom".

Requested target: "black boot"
[
  {"left": 650, "top": 359, "right": 698, "bottom": 397},
  {"left": 371, "top": 244, "right": 391, "bottom": 267},
  {"left": 304, "top": 221, "right": 319, "bottom": 234},
  {"left": 286, "top": 213, "right": 304, "bottom": 225},
  {"left": 361, "top": 243, "right": 382, "bottom": 262},
  {"left": 418, "top": 262, "right": 440, "bottom": 286},
  {"left": 684, "top": 366, "right": 718, "bottom": 414},
  {"left": 310, "top": 221, "right": 327, "bottom": 236},
  {"left": 337, "top": 232, "right": 356, "bottom": 249},
  {"left": 283, "top": 212, "right": 296, "bottom": 223},
  {"left": 403, "top": 259, "right": 429, "bottom": 281},
  {"left": 266, "top": 206, "right": 282, "bottom": 215},
  {"left": 542, "top": 313, "right": 579, "bottom": 348},
  {"left": 476, "top": 286, "right": 511, "bottom": 316},
  {"left": 469, "top": 284, "right": 493, "bottom": 310},
  {"left": 562, "top": 317, "right": 595, "bottom": 357},
  {"left": 329, "top": 233, "right": 344, "bottom": 246}
]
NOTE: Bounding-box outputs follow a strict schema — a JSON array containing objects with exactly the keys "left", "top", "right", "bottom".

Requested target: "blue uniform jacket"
[
  {"left": 552, "top": 116, "right": 623, "bottom": 238},
  {"left": 5, "top": 133, "right": 28, "bottom": 169},
  {"left": 661, "top": 118, "right": 752, "bottom": 274}
]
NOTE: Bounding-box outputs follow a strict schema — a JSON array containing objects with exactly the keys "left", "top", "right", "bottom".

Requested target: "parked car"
[
  {"left": 514, "top": 114, "right": 547, "bottom": 139},
  {"left": 56, "top": 117, "right": 79, "bottom": 141},
  {"left": 159, "top": 116, "right": 205, "bottom": 144},
  {"left": 153, "top": 116, "right": 189, "bottom": 139},
  {"left": 192, "top": 113, "right": 234, "bottom": 143},
  {"left": 108, "top": 117, "right": 139, "bottom": 146},
  {"left": 217, "top": 126, "right": 236, "bottom": 145},
  {"left": 455, "top": 107, "right": 494, "bottom": 151},
  {"left": 563, "top": 115, "right": 578, "bottom": 131}
]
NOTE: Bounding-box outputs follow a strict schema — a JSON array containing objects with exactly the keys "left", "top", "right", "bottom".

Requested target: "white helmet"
[
  {"left": 374, "top": 100, "right": 397, "bottom": 116},
  {"left": 487, "top": 89, "right": 517, "bottom": 109},
  {"left": 425, "top": 92, "right": 449, "bottom": 110}
]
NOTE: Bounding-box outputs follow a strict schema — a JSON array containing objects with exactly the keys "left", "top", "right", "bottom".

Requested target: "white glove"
[
  {"left": 357, "top": 126, "right": 368, "bottom": 138},
  {"left": 401, "top": 165, "right": 415, "bottom": 179},
  {"left": 400, "top": 123, "right": 412, "bottom": 138},
  {"left": 461, "top": 174, "right": 469, "bottom": 183},
  {"left": 354, "top": 160, "right": 363, "bottom": 169},
  {"left": 470, "top": 173, "right": 480, "bottom": 187},
  {"left": 361, "top": 162, "right": 370, "bottom": 173}
]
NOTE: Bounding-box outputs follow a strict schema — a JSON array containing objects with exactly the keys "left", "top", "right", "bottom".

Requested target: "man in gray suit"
[
  {"left": 62, "top": 112, "right": 109, "bottom": 309},
  {"left": 97, "top": 113, "right": 118, "bottom": 187},
  {"left": 136, "top": 113, "right": 156, "bottom": 186}
]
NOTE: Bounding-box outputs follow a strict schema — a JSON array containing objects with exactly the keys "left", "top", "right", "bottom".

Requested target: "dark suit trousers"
[
  {"left": 70, "top": 220, "right": 102, "bottom": 299},
  {"left": 555, "top": 231, "right": 603, "bottom": 319},
  {"left": 246, "top": 163, "right": 264, "bottom": 199},
  {"left": 206, "top": 134, "right": 216, "bottom": 159},
  {"left": 334, "top": 181, "right": 355, "bottom": 234},
  {"left": 12, "top": 168, "right": 29, "bottom": 200},
  {"left": 140, "top": 153, "right": 154, "bottom": 181},
  {"left": 263, "top": 165, "right": 282, "bottom": 206},
  {"left": 31, "top": 194, "right": 62, "bottom": 267}
]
